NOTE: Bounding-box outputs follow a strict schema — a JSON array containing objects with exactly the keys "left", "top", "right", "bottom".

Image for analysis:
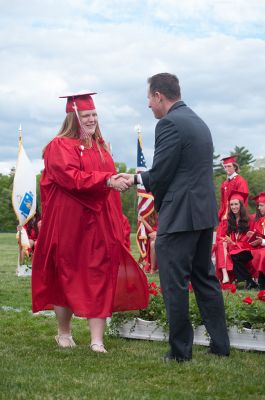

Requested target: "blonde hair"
[{"left": 43, "top": 112, "right": 109, "bottom": 158}]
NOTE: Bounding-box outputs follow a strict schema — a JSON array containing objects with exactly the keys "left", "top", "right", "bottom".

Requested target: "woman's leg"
[
  {"left": 150, "top": 239, "right": 158, "bottom": 274},
  {"left": 221, "top": 268, "right": 229, "bottom": 283},
  {"left": 88, "top": 318, "right": 107, "bottom": 353},
  {"left": 231, "top": 252, "right": 257, "bottom": 289},
  {"left": 54, "top": 306, "right": 75, "bottom": 347}
]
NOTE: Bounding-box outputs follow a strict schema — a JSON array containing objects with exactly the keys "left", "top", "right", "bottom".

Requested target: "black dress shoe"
[
  {"left": 163, "top": 351, "right": 191, "bottom": 363},
  {"left": 246, "top": 280, "right": 259, "bottom": 290}
]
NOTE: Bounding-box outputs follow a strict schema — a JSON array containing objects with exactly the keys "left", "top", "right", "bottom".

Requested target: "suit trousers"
[{"left": 156, "top": 228, "right": 230, "bottom": 360}]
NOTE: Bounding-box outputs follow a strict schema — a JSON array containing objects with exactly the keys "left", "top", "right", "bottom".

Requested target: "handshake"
[{"left": 107, "top": 173, "right": 136, "bottom": 192}]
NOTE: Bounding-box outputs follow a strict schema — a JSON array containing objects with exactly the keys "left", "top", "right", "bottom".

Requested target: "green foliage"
[
  {"left": 0, "top": 173, "right": 17, "bottom": 231},
  {"left": 120, "top": 188, "right": 137, "bottom": 231},
  {"left": 231, "top": 146, "right": 256, "bottom": 166},
  {"left": 114, "top": 162, "right": 127, "bottom": 173},
  {"left": 110, "top": 284, "right": 265, "bottom": 335},
  {"left": 213, "top": 173, "right": 225, "bottom": 208},
  {"left": 223, "top": 291, "right": 265, "bottom": 330},
  {"left": 114, "top": 162, "right": 138, "bottom": 230}
]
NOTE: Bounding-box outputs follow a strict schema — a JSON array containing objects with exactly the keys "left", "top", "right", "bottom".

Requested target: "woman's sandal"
[
  {"left": 55, "top": 334, "right": 76, "bottom": 348},
  {"left": 90, "top": 343, "right": 107, "bottom": 353}
]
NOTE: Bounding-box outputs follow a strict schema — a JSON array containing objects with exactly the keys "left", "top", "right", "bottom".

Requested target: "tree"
[
  {"left": 213, "top": 149, "right": 224, "bottom": 176},
  {"left": 0, "top": 173, "right": 17, "bottom": 231},
  {"left": 114, "top": 162, "right": 127, "bottom": 173},
  {"left": 230, "top": 146, "right": 255, "bottom": 166}
]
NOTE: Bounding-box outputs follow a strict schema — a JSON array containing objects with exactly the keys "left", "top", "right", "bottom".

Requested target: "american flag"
[{"left": 136, "top": 130, "right": 154, "bottom": 258}]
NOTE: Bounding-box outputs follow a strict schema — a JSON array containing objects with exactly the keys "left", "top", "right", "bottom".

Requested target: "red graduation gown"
[
  {"left": 214, "top": 220, "right": 255, "bottom": 280},
  {"left": 250, "top": 217, "right": 265, "bottom": 274},
  {"left": 218, "top": 175, "right": 248, "bottom": 221},
  {"left": 32, "top": 137, "right": 149, "bottom": 318}
]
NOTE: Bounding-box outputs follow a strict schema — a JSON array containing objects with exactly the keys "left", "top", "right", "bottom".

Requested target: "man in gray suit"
[{"left": 120, "top": 73, "right": 230, "bottom": 361}]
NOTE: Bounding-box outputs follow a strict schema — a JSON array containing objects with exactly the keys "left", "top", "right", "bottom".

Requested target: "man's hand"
[
  {"left": 108, "top": 175, "right": 130, "bottom": 192},
  {"left": 116, "top": 173, "right": 135, "bottom": 188}
]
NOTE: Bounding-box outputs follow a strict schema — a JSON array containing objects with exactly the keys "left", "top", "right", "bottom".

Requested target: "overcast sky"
[{"left": 0, "top": 0, "right": 265, "bottom": 174}]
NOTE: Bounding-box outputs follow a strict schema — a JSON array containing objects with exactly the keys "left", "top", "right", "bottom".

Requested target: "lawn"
[{"left": 0, "top": 233, "right": 265, "bottom": 400}]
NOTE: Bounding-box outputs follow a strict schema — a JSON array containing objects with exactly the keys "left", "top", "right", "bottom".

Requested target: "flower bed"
[
  {"left": 115, "top": 318, "right": 265, "bottom": 351},
  {"left": 108, "top": 282, "right": 265, "bottom": 351}
]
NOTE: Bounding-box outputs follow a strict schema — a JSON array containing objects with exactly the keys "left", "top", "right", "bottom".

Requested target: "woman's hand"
[
  {"left": 224, "top": 235, "right": 235, "bottom": 245},
  {"left": 246, "top": 230, "right": 254, "bottom": 237},
  {"left": 250, "top": 237, "right": 262, "bottom": 247},
  {"left": 148, "top": 231, "right": 157, "bottom": 240}
]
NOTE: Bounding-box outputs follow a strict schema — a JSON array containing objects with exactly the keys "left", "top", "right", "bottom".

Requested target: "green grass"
[{"left": 1, "top": 233, "right": 265, "bottom": 400}]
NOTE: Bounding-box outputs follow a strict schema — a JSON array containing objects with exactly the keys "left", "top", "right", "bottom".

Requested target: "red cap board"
[
  {"left": 59, "top": 93, "right": 97, "bottom": 113},
  {"left": 221, "top": 156, "right": 237, "bottom": 165},
  {"left": 228, "top": 190, "right": 248, "bottom": 203},
  {"left": 252, "top": 192, "right": 265, "bottom": 204}
]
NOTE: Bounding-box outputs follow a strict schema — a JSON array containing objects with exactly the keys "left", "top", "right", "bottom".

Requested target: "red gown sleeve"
[
  {"left": 43, "top": 138, "right": 113, "bottom": 213},
  {"left": 237, "top": 176, "right": 248, "bottom": 198},
  {"left": 46, "top": 138, "right": 112, "bottom": 193}
]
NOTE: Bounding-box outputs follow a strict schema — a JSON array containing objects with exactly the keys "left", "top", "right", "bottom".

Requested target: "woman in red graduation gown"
[
  {"left": 248, "top": 192, "right": 265, "bottom": 289},
  {"left": 32, "top": 93, "right": 149, "bottom": 352},
  {"left": 215, "top": 191, "right": 258, "bottom": 289}
]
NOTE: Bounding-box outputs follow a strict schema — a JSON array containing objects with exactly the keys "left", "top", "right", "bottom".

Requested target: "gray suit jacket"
[{"left": 141, "top": 101, "right": 218, "bottom": 234}]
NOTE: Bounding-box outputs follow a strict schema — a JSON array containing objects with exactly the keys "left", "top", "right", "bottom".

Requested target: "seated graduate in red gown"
[
  {"left": 24, "top": 207, "right": 42, "bottom": 253},
  {"left": 17, "top": 207, "right": 42, "bottom": 263},
  {"left": 32, "top": 92, "right": 149, "bottom": 352},
  {"left": 248, "top": 192, "right": 265, "bottom": 290},
  {"left": 218, "top": 156, "right": 248, "bottom": 222},
  {"left": 215, "top": 191, "right": 258, "bottom": 289}
]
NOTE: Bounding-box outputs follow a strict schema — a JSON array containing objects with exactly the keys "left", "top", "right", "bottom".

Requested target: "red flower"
[
  {"left": 148, "top": 282, "right": 157, "bottom": 289},
  {"left": 188, "top": 283, "right": 193, "bottom": 292},
  {"left": 149, "top": 289, "right": 158, "bottom": 296},
  {"left": 242, "top": 296, "right": 253, "bottom": 304},
  {"left": 257, "top": 290, "right": 265, "bottom": 302},
  {"left": 221, "top": 283, "right": 237, "bottom": 293}
]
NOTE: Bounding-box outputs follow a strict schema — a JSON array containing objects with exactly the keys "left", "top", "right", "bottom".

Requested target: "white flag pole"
[
  {"left": 17, "top": 125, "right": 23, "bottom": 265},
  {"left": 12, "top": 125, "right": 37, "bottom": 271}
]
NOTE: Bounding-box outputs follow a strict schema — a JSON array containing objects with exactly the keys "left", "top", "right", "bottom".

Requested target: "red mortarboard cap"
[
  {"left": 228, "top": 190, "right": 248, "bottom": 203},
  {"left": 59, "top": 92, "right": 97, "bottom": 113},
  {"left": 221, "top": 155, "right": 237, "bottom": 165},
  {"left": 252, "top": 192, "right": 265, "bottom": 204}
]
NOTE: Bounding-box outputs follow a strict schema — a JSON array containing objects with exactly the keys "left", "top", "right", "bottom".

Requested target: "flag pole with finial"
[
  {"left": 18, "top": 124, "right": 23, "bottom": 265},
  {"left": 135, "top": 124, "right": 143, "bottom": 148}
]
